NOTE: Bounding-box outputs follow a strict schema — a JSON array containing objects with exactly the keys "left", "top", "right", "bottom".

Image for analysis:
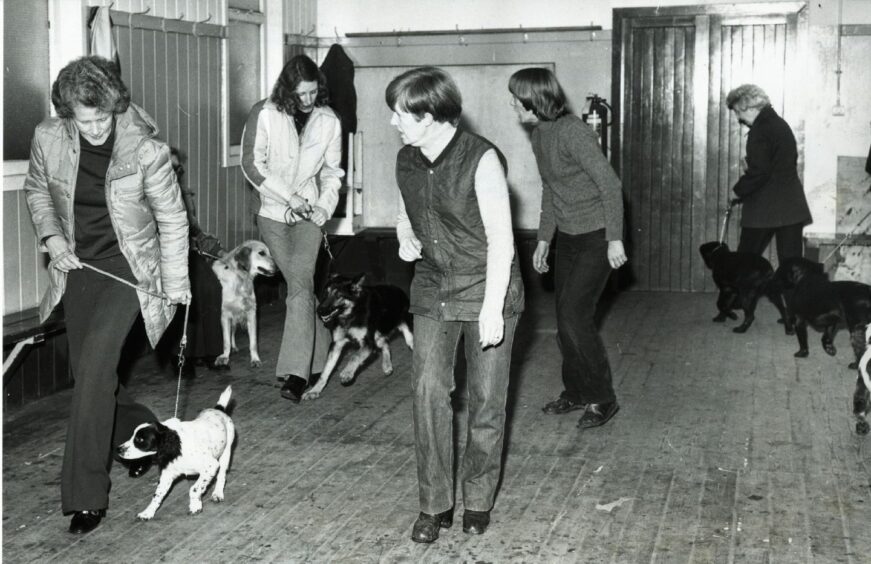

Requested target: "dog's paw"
[
  {"left": 727, "top": 311, "right": 738, "bottom": 320},
  {"left": 301, "top": 389, "right": 320, "bottom": 401},
  {"left": 712, "top": 313, "right": 728, "bottom": 323},
  {"left": 211, "top": 493, "right": 224, "bottom": 503},
  {"left": 857, "top": 419, "right": 870, "bottom": 435},
  {"left": 214, "top": 355, "right": 230, "bottom": 367},
  {"left": 732, "top": 324, "right": 750, "bottom": 334},
  {"left": 383, "top": 367, "right": 394, "bottom": 376},
  {"left": 137, "top": 511, "right": 155, "bottom": 521},
  {"left": 250, "top": 359, "right": 262, "bottom": 368},
  {"left": 849, "top": 361, "right": 859, "bottom": 370},
  {"left": 189, "top": 501, "right": 203, "bottom": 515},
  {"left": 824, "top": 344, "right": 837, "bottom": 356},
  {"left": 785, "top": 326, "right": 795, "bottom": 336},
  {"left": 794, "top": 349, "right": 809, "bottom": 358},
  {"left": 339, "top": 371, "right": 356, "bottom": 386}
]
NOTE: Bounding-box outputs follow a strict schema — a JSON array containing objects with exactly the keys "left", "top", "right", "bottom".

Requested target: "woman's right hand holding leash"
[{"left": 46, "top": 235, "right": 82, "bottom": 272}]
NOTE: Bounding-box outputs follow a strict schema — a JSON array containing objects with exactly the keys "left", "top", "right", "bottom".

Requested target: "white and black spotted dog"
[
  {"left": 212, "top": 240, "right": 276, "bottom": 368},
  {"left": 116, "top": 386, "right": 235, "bottom": 520}
]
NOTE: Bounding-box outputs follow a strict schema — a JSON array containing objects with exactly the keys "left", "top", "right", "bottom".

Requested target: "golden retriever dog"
[{"left": 211, "top": 240, "right": 276, "bottom": 368}]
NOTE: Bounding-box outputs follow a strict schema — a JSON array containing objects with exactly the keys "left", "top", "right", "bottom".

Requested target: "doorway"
[{"left": 612, "top": 2, "right": 807, "bottom": 291}]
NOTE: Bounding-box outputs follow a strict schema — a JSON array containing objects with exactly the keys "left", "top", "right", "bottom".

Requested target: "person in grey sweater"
[{"left": 509, "top": 67, "right": 626, "bottom": 429}]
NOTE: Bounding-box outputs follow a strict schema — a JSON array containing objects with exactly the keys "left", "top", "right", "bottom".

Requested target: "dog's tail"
[{"left": 215, "top": 385, "right": 233, "bottom": 413}]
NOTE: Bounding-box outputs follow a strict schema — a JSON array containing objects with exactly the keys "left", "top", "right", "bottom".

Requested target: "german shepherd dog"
[
  {"left": 302, "top": 274, "right": 414, "bottom": 400},
  {"left": 699, "top": 241, "right": 792, "bottom": 334}
]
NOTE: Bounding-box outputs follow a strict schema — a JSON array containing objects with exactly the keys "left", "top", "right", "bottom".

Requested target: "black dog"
[
  {"left": 775, "top": 257, "right": 871, "bottom": 363},
  {"left": 699, "top": 241, "right": 791, "bottom": 334},
  {"left": 302, "top": 274, "right": 414, "bottom": 400}
]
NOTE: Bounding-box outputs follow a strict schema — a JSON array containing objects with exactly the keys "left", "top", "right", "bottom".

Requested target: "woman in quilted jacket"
[{"left": 23, "top": 55, "right": 190, "bottom": 535}]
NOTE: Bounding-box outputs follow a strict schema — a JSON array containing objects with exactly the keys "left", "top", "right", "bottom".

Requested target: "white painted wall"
[
  {"left": 318, "top": 0, "right": 871, "bottom": 237},
  {"left": 317, "top": 0, "right": 871, "bottom": 34}
]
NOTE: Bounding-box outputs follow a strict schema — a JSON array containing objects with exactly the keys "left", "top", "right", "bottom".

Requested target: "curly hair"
[
  {"left": 270, "top": 55, "right": 329, "bottom": 115},
  {"left": 508, "top": 67, "right": 569, "bottom": 122},
  {"left": 726, "top": 84, "right": 770, "bottom": 111},
  {"left": 384, "top": 66, "right": 462, "bottom": 126},
  {"left": 51, "top": 56, "right": 130, "bottom": 119}
]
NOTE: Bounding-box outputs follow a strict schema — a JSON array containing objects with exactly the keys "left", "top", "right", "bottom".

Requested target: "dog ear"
[
  {"left": 352, "top": 273, "right": 366, "bottom": 288},
  {"left": 235, "top": 246, "right": 253, "bottom": 273}
]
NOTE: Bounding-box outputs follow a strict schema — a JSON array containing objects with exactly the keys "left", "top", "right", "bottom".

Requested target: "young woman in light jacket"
[{"left": 240, "top": 54, "right": 343, "bottom": 401}]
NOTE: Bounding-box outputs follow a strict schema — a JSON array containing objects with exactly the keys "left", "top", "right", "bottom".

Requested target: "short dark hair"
[
  {"left": 51, "top": 56, "right": 130, "bottom": 119},
  {"left": 270, "top": 54, "right": 329, "bottom": 115},
  {"left": 385, "top": 66, "right": 462, "bottom": 126},
  {"left": 508, "top": 67, "right": 569, "bottom": 122}
]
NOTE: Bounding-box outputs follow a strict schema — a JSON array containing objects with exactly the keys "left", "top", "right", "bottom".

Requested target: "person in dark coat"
[
  {"left": 157, "top": 148, "right": 226, "bottom": 377},
  {"left": 727, "top": 84, "right": 812, "bottom": 261}
]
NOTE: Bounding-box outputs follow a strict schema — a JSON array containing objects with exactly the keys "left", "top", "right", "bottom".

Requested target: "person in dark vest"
[
  {"left": 386, "top": 66, "right": 525, "bottom": 543},
  {"left": 509, "top": 68, "right": 626, "bottom": 429},
  {"left": 726, "top": 84, "right": 812, "bottom": 261},
  {"left": 22, "top": 55, "right": 190, "bottom": 534}
]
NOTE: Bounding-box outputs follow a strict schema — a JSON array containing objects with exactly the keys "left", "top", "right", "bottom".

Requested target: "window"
[
  {"left": 4, "top": 0, "right": 50, "bottom": 161},
  {"left": 223, "top": 0, "right": 265, "bottom": 166}
]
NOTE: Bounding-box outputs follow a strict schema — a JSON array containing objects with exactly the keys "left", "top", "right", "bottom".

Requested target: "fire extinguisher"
[{"left": 582, "top": 94, "right": 612, "bottom": 157}]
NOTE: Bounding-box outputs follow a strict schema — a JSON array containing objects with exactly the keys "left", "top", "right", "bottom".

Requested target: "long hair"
[
  {"left": 51, "top": 55, "right": 130, "bottom": 118},
  {"left": 384, "top": 66, "right": 462, "bottom": 126},
  {"left": 270, "top": 55, "right": 329, "bottom": 115},
  {"left": 508, "top": 67, "right": 569, "bottom": 122}
]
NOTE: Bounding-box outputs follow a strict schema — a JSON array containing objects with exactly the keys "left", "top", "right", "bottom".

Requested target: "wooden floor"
[{"left": 4, "top": 289, "right": 871, "bottom": 563}]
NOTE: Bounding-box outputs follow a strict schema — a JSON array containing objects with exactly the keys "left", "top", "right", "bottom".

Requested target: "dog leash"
[
  {"left": 73, "top": 262, "right": 190, "bottom": 418},
  {"left": 174, "top": 302, "right": 191, "bottom": 419},
  {"left": 821, "top": 208, "right": 871, "bottom": 264},
  {"left": 718, "top": 199, "right": 742, "bottom": 244}
]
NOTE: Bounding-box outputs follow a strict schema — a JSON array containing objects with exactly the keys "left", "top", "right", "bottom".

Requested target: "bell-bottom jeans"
[
  {"left": 554, "top": 229, "right": 617, "bottom": 406},
  {"left": 257, "top": 216, "right": 330, "bottom": 380}
]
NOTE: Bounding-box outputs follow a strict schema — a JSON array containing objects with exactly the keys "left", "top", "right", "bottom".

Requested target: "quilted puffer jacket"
[{"left": 23, "top": 103, "right": 189, "bottom": 346}]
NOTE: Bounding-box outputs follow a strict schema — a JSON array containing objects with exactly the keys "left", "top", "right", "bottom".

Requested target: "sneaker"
[
  {"left": 542, "top": 397, "right": 586, "bottom": 415},
  {"left": 577, "top": 401, "right": 620, "bottom": 430}
]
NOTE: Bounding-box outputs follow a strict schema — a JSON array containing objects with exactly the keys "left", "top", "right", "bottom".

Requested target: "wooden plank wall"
[
  {"left": 623, "top": 21, "right": 697, "bottom": 292},
  {"left": 112, "top": 13, "right": 256, "bottom": 252}
]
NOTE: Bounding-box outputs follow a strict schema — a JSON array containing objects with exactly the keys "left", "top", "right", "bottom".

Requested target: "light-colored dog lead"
[{"left": 73, "top": 261, "right": 191, "bottom": 418}]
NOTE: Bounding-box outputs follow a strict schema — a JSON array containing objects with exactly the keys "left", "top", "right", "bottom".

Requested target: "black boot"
[
  {"left": 280, "top": 375, "right": 308, "bottom": 402},
  {"left": 127, "top": 457, "right": 152, "bottom": 478},
  {"left": 411, "top": 509, "right": 453, "bottom": 543},
  {"left": 462, "top": 509, "right": 490, "bottom": 534},
  {"left": 68, "top": 509, "right": 105, "bottom": 534}
]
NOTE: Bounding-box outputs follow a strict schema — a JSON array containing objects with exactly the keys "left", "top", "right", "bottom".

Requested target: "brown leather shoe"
[
  {"left": 411, "top": 510, "right": 453, "bottom": 543},
  {"left": 577, "top": 401, "right": 620, "bottom": 430},
  {"left": 68, "top": 509, "right": 105, "bottom": 534}
]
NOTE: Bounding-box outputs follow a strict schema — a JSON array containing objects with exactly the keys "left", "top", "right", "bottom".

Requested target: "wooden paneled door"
[{"left": 612, "top": 3, "right": 806, "bottom": 291}]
